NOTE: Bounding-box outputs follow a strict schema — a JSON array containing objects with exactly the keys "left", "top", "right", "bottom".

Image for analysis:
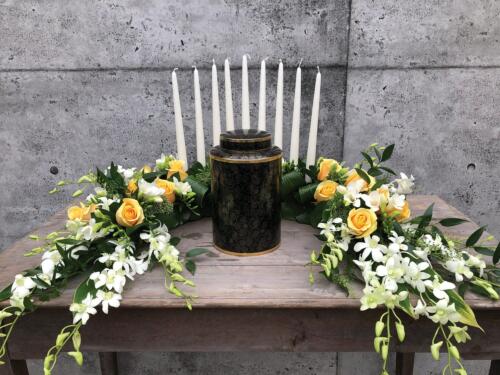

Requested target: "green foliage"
[{"left": 96, "top": 163, "right": 126, "bottom": 196}]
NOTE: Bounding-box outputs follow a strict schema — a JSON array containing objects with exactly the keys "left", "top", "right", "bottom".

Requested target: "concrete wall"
[{"left": 0, "top": 0, "right": 497, "bottom": 374}]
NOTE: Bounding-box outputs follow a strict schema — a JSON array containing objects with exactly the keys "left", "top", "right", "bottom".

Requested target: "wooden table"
[{"left": 0, "top": 195, "right": 499, "bottom": 375}]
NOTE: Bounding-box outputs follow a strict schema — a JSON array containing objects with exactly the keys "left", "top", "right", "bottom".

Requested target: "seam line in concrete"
[
  {"left": 341, "top": 0, "right": 353, "bottom": 160},
  {"left": 348, "top": 65, "right": 500, "bottom": 71},
  {"left": 0, "top": 65, "right": 347, "bottom": 73}
]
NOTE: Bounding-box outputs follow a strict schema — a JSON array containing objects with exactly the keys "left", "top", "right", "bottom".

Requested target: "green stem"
[
  {"left": 47, "top": 322, "right": 82, "bottom": 372},
  {"left": 0, "top": 312, "right": 22, "bottom": 360}
]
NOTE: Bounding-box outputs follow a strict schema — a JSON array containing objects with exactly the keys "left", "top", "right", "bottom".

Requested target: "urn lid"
[{"left": 220, "top": 129, "right": 272, "bottom": 152}]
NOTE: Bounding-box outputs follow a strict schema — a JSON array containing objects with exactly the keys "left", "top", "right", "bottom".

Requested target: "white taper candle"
[
  {"left": 241, "top": 54, "right": 250, "bottom": 129},
  {"left": 274, "top": 59, "right": 283, "bottom": 148},
  {"left": 193, "top": 66, "right": 205, "bottom": 165},
  {"left": 306, "top": 68, "right": 321, "bottom": 167},
  {"left": 258, "top": 58, "right": 266, "bottom": 131},
  {"left": 224, "top": 59, "right": 234, "bottom": 131},
  {"left": 289, "top": 61, "right": 302, "bottom": 163},
  {"left": 172, "top": 69, "right": 188, "bottom": 167},
  {"left": 212, "top": 60, "right": 221, "bottom": 146}
]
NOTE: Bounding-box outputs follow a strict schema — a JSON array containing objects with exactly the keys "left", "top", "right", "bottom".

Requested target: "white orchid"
[
  {"left": 444, "top": 259, "right": 473, "bottom": 282},
  {"left": 173, "top": 177, "right": 192, "bottom": 195},
  {"left": 90, "top": 269, "right": 126, "bottom": 293},
  {"left": 376, "top": 255, "right": 406, "bottom": 292},
  {"left": 426, "top": 299, "right": 460, "bottom": 325},
  {"left": 70, "top": 294, "right": 100, "bottom": 325},
  {"left": 465, "top": 254, "right": 486, "bottom": 277},
  {"left": 318, "top": 218, "right": 343, "bottom": 242},
  {"left": 413, "top": 299, "right": 427, "bottom": 317},
  {"left": 96, "top": 290, "right": 122, "bottom": 314},
  {"left": 138, "top": 179, "right": 164, "bottom": 201},
  {"left": 98, "top": 197, "right": 119, "bottom": 211},
  {"left": 386, "top": 193, "right": 406, "bottom": 211},
  {"left": 387, "top": 231, "right": 408, "bottom": 254},
  {"left": 41, "top": 250, "right": 63, "bottom": 277},
  {"left": 11, "top": 274, "right": 36, "bottom": 299},
  {"left": 403, "top": 259, "right": 431, "bottom": 293},
  {"left": 392, "top": 173, "right": 415, "bottom": 194},
  {"left": 354, "top": 259, "right": 376, "bottom": 283},
  {"left": 117, "top": 165, "right": 135, "bottom": 182},
  {"left": 361, "top": 191, "right": 383, "bottom": 212},
  {"left": 426, "top": 277, "right": 455, "bottom": 301},
  {"left": 354, "top": 235, "right": 387, "bottom": 262}
]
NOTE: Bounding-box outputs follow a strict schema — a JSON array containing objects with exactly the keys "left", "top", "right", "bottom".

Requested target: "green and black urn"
[{"left": 210, "top": 129, "right": 282, "bottom": 256}]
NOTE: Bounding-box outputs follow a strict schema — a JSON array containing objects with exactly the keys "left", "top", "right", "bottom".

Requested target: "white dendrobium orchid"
[
  {"left": 444, "top": 259, "right": 473, "bottom": 282},
  {"left": 403, "top": 259, "right": 431, "bottom": 293},
  {"left": 336, "top": 184, "right": 362, "bottom": 207},
  {"left": 413, "top": 299, "right": 427, "bottom": 317},
  {"left": 354, "top": 235, "right": 387, "bottom": 262},
  {"left": 465, "top": 254, "right": 486, "bottom": 277},
  {"left": 426, "top": 299, "right": 460, "bottom": 325},
  {"left": 392, "top": 173, "right": 415, "bottom": 194},
  {"left": 138, "top": 179, "right": 165, "bottom": 201},
  {"left": 387, "top": 231, "right": 408, "bottom": 254},
  {"left": 98, "top": 197, "right": 120, "bottom": 211},
  {"left": 354, "top": 259, "right": 376, "bottom": 283},
  {"left": 173, "top": 177, "right": 192, "bottom": 195},
  {"left": 90, "top": 269, "right": 126, "bottom": 293},
  {"left": 70, "top": 294, "right": 100, "bottom": 325},
  {"left": 387, "top": 193, "right": 406, "bottom": 211},
  {"left": 425, "top": 277, "right": 455, "bottom": 301},
  {"left": 11, "top": 274, "right": 36, "bottom": 299},
  {"left": 117, "top": 166, "right": 135, "bottom": 182},
  {"left": 96, "top": 290, "right": 122, "bottom": 314},
  {"left": 155, "top": 153, "right": 170, "bottom": 170},
  {"left": 376, "top": 255, "right": 406, "bottom": 292},
  {"left": 41, "top": 250, "right": 63, "bottom": 277},
  {"left": 318, "top": 218, "right": 343, "bottom": 242}
]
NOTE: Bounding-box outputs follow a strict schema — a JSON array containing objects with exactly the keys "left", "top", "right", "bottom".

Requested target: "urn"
[{"left": 210, "top": 129, "right": 282, "bottom": 256}]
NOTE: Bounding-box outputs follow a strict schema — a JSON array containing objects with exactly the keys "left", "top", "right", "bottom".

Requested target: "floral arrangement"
[
  {"left": 0, "top": 144, "right": 499, "bottom": 375},
  {"left": 0, "top": 155, "right": 211, "bottom": 373},
  {"left": 281, "top": 144, "right": 499, "bottom": 375}
]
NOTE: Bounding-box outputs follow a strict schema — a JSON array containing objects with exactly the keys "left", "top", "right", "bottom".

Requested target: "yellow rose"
[
  {"left": 67, "top": 203, "right": 96, "bottom": 222},
  {"left": 167, "top": 159, "right": 188, "bottom": 181},
  {"left": 155, "top": 178, "right": 176, "bottom": 203},
  {"left": 386, "top": 201, "right": 411, "bottom": 223},
  {"left": 347, "top": 208, "right": 378, "bottom": 238},
  {"left": 345, "top": 169, "right": 375, "bottom": 192},
  {"left": 116, "top": 198, "right": 144, "bottom": 227},
  {"left": 317, "top": 158, "right": 341, "bottom": 181},
  {"left": 126, "top": 179, "right": 138, "bottom": 195},
  {"left": 314, "top": 180, "right": 339, "bottom": 202}
]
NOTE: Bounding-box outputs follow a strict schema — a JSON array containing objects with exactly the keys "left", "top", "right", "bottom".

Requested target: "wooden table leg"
[
  {"left": 0, "top": 352, "right": 29, "bottom": 375},
  {"left": 490, "top": 360, "right": 500, "bottom": 375},
  {"left": 99, "top": 352, "right": 118, "bottom": 375},
  {"left": 396, "top": 352, "right": 415, "bottom": 375}
]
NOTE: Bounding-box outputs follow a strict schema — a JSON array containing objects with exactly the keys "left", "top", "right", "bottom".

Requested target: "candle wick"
[
  {"left": 213, "top": 58, "right": 215, "bottom": 64},
  {"left": 317, "top": 66, "right": 320, "bottom": 73},
  {"left": 244, "top": 53, "right": 251, "bottom": 60},
  {"left": 298, "top": 58, "right": 303, "bottom": 68},
  {"left": 279, "top": 58, "right": 282, "bottom": 64},
  {"left": 192, "top": 65, "right": 197, "bottom": 70},
  {"left": 173, "top": 67, "right": 178, "bottom": 72}
]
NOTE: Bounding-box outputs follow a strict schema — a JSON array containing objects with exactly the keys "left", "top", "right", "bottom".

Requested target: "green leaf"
[
  {"left": 170, "top": 237, "right": 181, "bottom": 247},
  {"left": 439, "top": 218, "right": 468, "bottom": 227},
  {"left": 185, "top": 260, "right": 196, "bottom": 275},
  {"left": 447, "top": 289, "right": 482, "bottom": 330},
  {"left": 310, "top": 202, "right": 327, "bottom": 228},
  {"left": 186, "top": 247, "right": 210, "bottom": 258},
  {"left": 361, "top": 152, "right": 374, "bottom": 168},
  {"left": 281, "top": 200, "right": 305, "bottom": 220},
  {"left": 185, "top": 176, "right": 209, "bottom": 208},
  {"left": 281, "top": 170, "right": 306, "bottom": 198},
  {"left": 392, "top": 221, "right": 404, "bottom": 236},
  {"left": 473, "top": 247, "right": 494, "bottom": 257},
  {"left": 0, "top": 284, "right": 12, "bottom": 301},
  {"left": 417, "top": 203, "right": 434, "bottom": 230},
  {"left": 298, "top": 183, "right": 319, "bottom": 204},
  {"left": 494, "top": 242, "right": 500, "bottom": 265},
  {"left": 142, "top": 171, "right": 166, "bottom": 183},
  {"left": 73, "top": 279, "right": 97, "bottom": 304},
  {"left": 367, "top": 167, "right": 383, "bottom": 177},
  {"left": 378, "top": 166, "right": 397, "bottom": 176},
  {"left": 458, "top": 283, "right": 469, "bottom": 298},
  {"left": 465, "top": 226, "right": 487, "bottom": 248},
  {"left": 381, "top": 144, "right": 395, "bottom": 162},
  {"left": 355, "top": 168, "right": 371, "bottom": 184}
]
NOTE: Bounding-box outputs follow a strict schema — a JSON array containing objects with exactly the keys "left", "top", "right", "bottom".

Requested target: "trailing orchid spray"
[
  {"left": 284, "top": 144, "right": 499, "bottom": 375},
  {"left": 0, "top": 156, "right": 211, "bottom": 373}
]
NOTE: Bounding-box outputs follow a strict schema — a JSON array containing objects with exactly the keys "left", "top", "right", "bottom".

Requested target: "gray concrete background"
[{"left": 0, "top": 0, "right": 498, "bottom": 374}]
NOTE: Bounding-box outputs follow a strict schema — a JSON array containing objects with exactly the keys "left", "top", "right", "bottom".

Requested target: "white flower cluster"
[
  {"left": 140, "top": 225, "right": 180, "bottom": 266},
  {"left": 70, "top": 241, "right": 148, "bottom": 325},
  {"left": 353, "top": 231, "right": 463, "bottom": 326}
]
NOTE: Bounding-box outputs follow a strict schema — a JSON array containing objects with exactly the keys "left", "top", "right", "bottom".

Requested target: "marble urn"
[{"left": 210, "top": 129, "right": 282, "bottom": 256}]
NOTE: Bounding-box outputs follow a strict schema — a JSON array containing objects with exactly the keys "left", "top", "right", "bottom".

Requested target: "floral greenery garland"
[
  {"left": 281, "top": 144, "right": 500, "bottom": 375},
  {"left": 0, "top": 145, "right": 498, "bottom": 375}
]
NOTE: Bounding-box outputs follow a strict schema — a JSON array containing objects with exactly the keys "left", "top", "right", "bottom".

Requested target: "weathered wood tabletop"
[{"left": 0, "top": 195, "right": 499, "bottom": 375}]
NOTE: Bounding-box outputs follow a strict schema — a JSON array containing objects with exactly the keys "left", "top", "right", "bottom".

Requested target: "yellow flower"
[
  {"left": 67, "top": 203, "right": 95, "bottom": 222},
  {"left": 155, "top": 178, "right": 176, "bottom": 203},
  {"left": 115, "top": 198, "right": 144, "bottom": 227},
  {"left": 141, "top": 165, "right": 152, "bottom": 174},
  {"left": 345, "top": 169, "right": 375, "bottom": 192},
  {"left": 126, "top": 179, "right": 138, "bottom": 195},
  {"left": 317, "top": 158, "right": 341, "bottom": 181},
  {"left": 314, "top": 180, "right": 338, "bottom": 202},
  {"left": 167, "top": 159, "right": 188, "bottom": 181},
  {"left": 377, "top": 186, "right": 390, "bottom": 203},
  {"left": 386, "top": 201, "right": 411, "bottom": 223},
  {"left": 347, "top": 208, "right": 378, "bottom": 238}
]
